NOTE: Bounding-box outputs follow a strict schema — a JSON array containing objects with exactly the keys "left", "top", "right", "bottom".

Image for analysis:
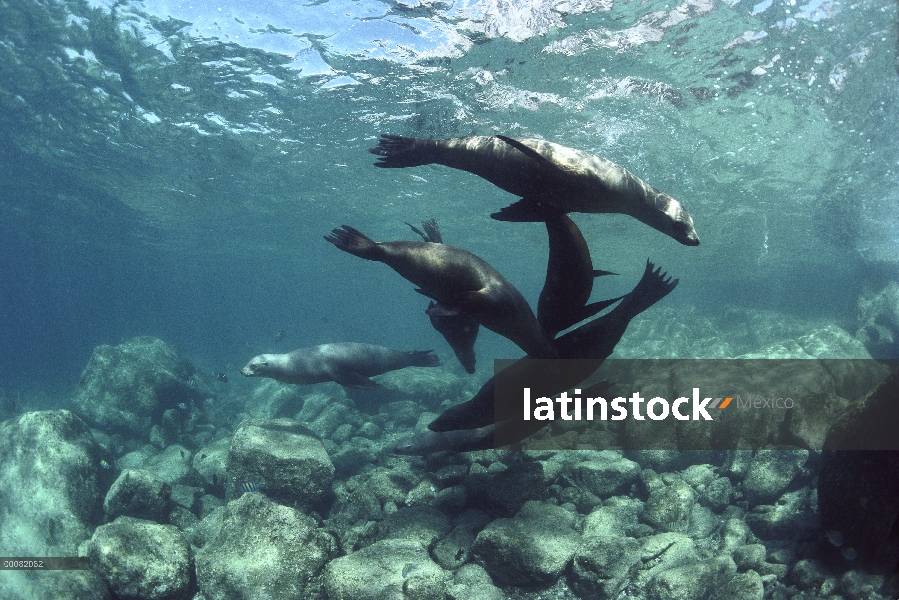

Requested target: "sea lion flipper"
[
  {"left": 405, "top": 221, "right": 428, "bottom": 241},
  {"left": 421, "top": 219, "right": 442, "bottom": 243},
  {"left": 573, "top": 296, "right": 625, "bottom": 324},
  {"left": 495, "top": 135, "right": 561, "bottom": 171},
  {"left": 328, "top": 367, "right": 381, "bottom": 390},
  {"left": 369, "top": 135, "right": 435, "bottom": 168},
  {"left": 405, "top": 219, "right": 442, "bottom": 243},
  {"left": 324, "top": 225, "right": 381, "bottom": 260},
  {"left": 414, "top": 288, "right": 438, "bottom": 300},
  {"left": 593, "top": 269, "right": 617, "bottom": 278},
  {"left": 491, "top": 198, "right": 560, "bottom": 222}
]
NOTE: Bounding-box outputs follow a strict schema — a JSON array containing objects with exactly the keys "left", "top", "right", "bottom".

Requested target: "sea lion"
[
  {"left": 406, "top": 219, "right": 481, "bottom": 374},
  {"left": 240, "top": 343, "right": 440, "bottom": 390},
  {"left": 369, "top": 134, "right": 700, "bottom": 246},
  {"left": 428, "top": 260, "right": 678, "bottom": 438},
  {"left": 390, "top": 425, "right": 496, "bottom": 455},
  {"left": 398, "top": 380, "right": 615, "bottom": 454},
  {"left": 426, "top": 301, "right": 479, "bottom": 374},
  {"left": 324, "top": 225, "right": 557, "bottom": 359},
  {"left": 538, "top": 207, "right": 620, "bottom": 337}
]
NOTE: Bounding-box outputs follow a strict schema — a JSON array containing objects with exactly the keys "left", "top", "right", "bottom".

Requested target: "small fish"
[
  {"left": 401, "top": 563, "right": 418, "bottom": 578},
  {"left": 241, "top": 481, "right": 264, "bottom": 494},
  {"left": 825, "top": 529, "right": 844, "bottom": 547},
  {"left": 275, "top": 330, "right": 284, "bottom": 343},
  {"left": 186, "top": 377, "right": 197, "bottom": 389},
  {"left": 99, "top": 459, "right": 112, "bottom": 470},
  {"left": 217, "top": 372, "right": 228, "bottom": 383},
  {"left": 46, "top": 518, "right": 57, "bottom": 546},
  {"left": 841, "top": 547, "right": 857, "bottom": 560},
  {"left": 176, "top": 402, "right": 188, "bottom": 410}
]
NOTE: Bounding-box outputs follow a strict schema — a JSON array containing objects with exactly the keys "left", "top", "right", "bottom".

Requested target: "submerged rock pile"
[{"left": 2, "top": 331, "right": 897, "bottom": 599}]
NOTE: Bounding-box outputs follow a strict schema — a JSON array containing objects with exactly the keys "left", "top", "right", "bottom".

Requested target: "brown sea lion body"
[
  {"left": 428, "top": 260, "right": 678, "bottom": 437},
  {"left": 407, "top": 219, "right": 480, "bottom": 374},
  {"left": 539, "top": 209, "right": 620, "bottom": 338},
  {"left": 241, "top": 342, "right": 439, "bottom": 390},
  {"left": 325, "top": 225, "right": 556, "bottom": 359},
  {"left": 370, "top": 134, "right": 699, "bottom": 246}
]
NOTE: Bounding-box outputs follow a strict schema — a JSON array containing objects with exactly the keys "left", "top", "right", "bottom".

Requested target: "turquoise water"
[
  {"left": 2, "top": 1, "right": 899, "bottom": 598},
  {"left": 1, "top": 0, "right": 897, "bottom": 386}
]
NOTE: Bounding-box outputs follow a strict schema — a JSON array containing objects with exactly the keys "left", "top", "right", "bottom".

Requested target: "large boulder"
[
  {"left": 323, "top": 538, "right": 449, "bottom": 600},
  {"left": 569, "top": 534, "right": 641, "bottom": 599},
  {"left": 742, "top": 449, "right": 809, "bottom": 506},
  {"left": 573, "top": 454, "right": 642, "bottom": 497},
  {"left": 103, "top": 469, "right": 172, "bottom": 522},
  {"left": 473, "top": 501, "right": 580, "bottom": 586},
  {"left": 227, "top": 418, "right": 334, "bottom": 511},
  {"left": 71, "top": 336, "right": 202, "bottom": 439},
  {"left": 88, "top": 517, "right": 192, "bottom": 600},
  {"left": 193, "top": 492, "right": 334, "bottom": 600},
  {"left": 0, "top": 410, "right": 111, "bottom": 599}
]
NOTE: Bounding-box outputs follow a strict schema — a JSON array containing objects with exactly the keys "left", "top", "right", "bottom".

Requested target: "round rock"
[{"left": 89, "top": 516, "right": 191, "bottom": 600}]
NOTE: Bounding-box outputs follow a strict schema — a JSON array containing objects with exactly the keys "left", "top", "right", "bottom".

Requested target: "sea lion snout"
[{"left": 241, "top": 355, "right": 269, "bottom": 377}]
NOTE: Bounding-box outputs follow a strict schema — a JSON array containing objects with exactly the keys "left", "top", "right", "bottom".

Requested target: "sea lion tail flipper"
[
  {"left": 405, "top": 219, "right": 442, "bottom": 243},
  {"left": 406, "top": 350, "right": 441, "bottom": 368},
  {"left": 491, "top": 198, "right": 561, "bottom": 222},
  {"left": 422, "top": 219, "right": 442, "bottom": 243},
  {"left": 324, "top": 225, "right": 381, "bottom": 260},
  {"left": 405, "top": 221, "right": 428, "bottom": 241},
  {"left": 369, "top": 134, "right": 435, "bottom": 168},
  {"left": 619, "top": 260, "right": 679, "bottom": 316}
]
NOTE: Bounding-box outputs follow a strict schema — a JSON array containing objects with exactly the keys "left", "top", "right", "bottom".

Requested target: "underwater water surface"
[{"left": 1, "top": 0, "right": 898, "bottom": 597}]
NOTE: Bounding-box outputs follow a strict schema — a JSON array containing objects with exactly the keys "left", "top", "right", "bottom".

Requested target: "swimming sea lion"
[
  {"left": 406, "top": 219, "right": 481, "bottom": 374},
  {"left": 427, "top": 301, "right": 479, "bottom": 374},
  {"left": 240, "top": 343, "right": 440, "bottom": 390},
  {"left": 538, "top": 207, "right": 620, "bottom": 337},
  {"left": 324, "top": 225, "right": 557, "bottom": 359},
  {"left": 428, "top": 260, "right": 678, "bottom": 437},
  {"left": 390, "top": 425, "right": 496, "bottom": 455},
  {"left": 369, "top": 134, "right": 700, "bottom": 246}
]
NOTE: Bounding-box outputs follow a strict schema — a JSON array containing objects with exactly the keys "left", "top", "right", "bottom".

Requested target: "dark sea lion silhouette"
[
  {"left": 537, "top": 207, "right": 620, "bottom": 338},
  {"left": 390, "top": 425, "right": 496, "bottom": 455},
  {"left": 369, "top": 134, "right": 699, "bottom": 246},
  {"left": 240, "top": 342, "right": 439, "bottom": 390},
  {"left": 426, "top": 301, "right": 479, "bottom": 374},
  {"left": 406, "top": 219, "right": 480, "bottom": 374},
  {"left": 324, "top": 225, "right": 556, "bottom": 359},
  {"left": 428, "top": 260, "right": 678, "bottom": 439}
]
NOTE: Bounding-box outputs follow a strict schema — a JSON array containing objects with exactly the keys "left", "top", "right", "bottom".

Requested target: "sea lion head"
[
  {"left": 241, "top": 354, "right": 278, "bottom": 378},
  {"left": 659, "top": 195, "right": 700, "bottom": 246}
]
